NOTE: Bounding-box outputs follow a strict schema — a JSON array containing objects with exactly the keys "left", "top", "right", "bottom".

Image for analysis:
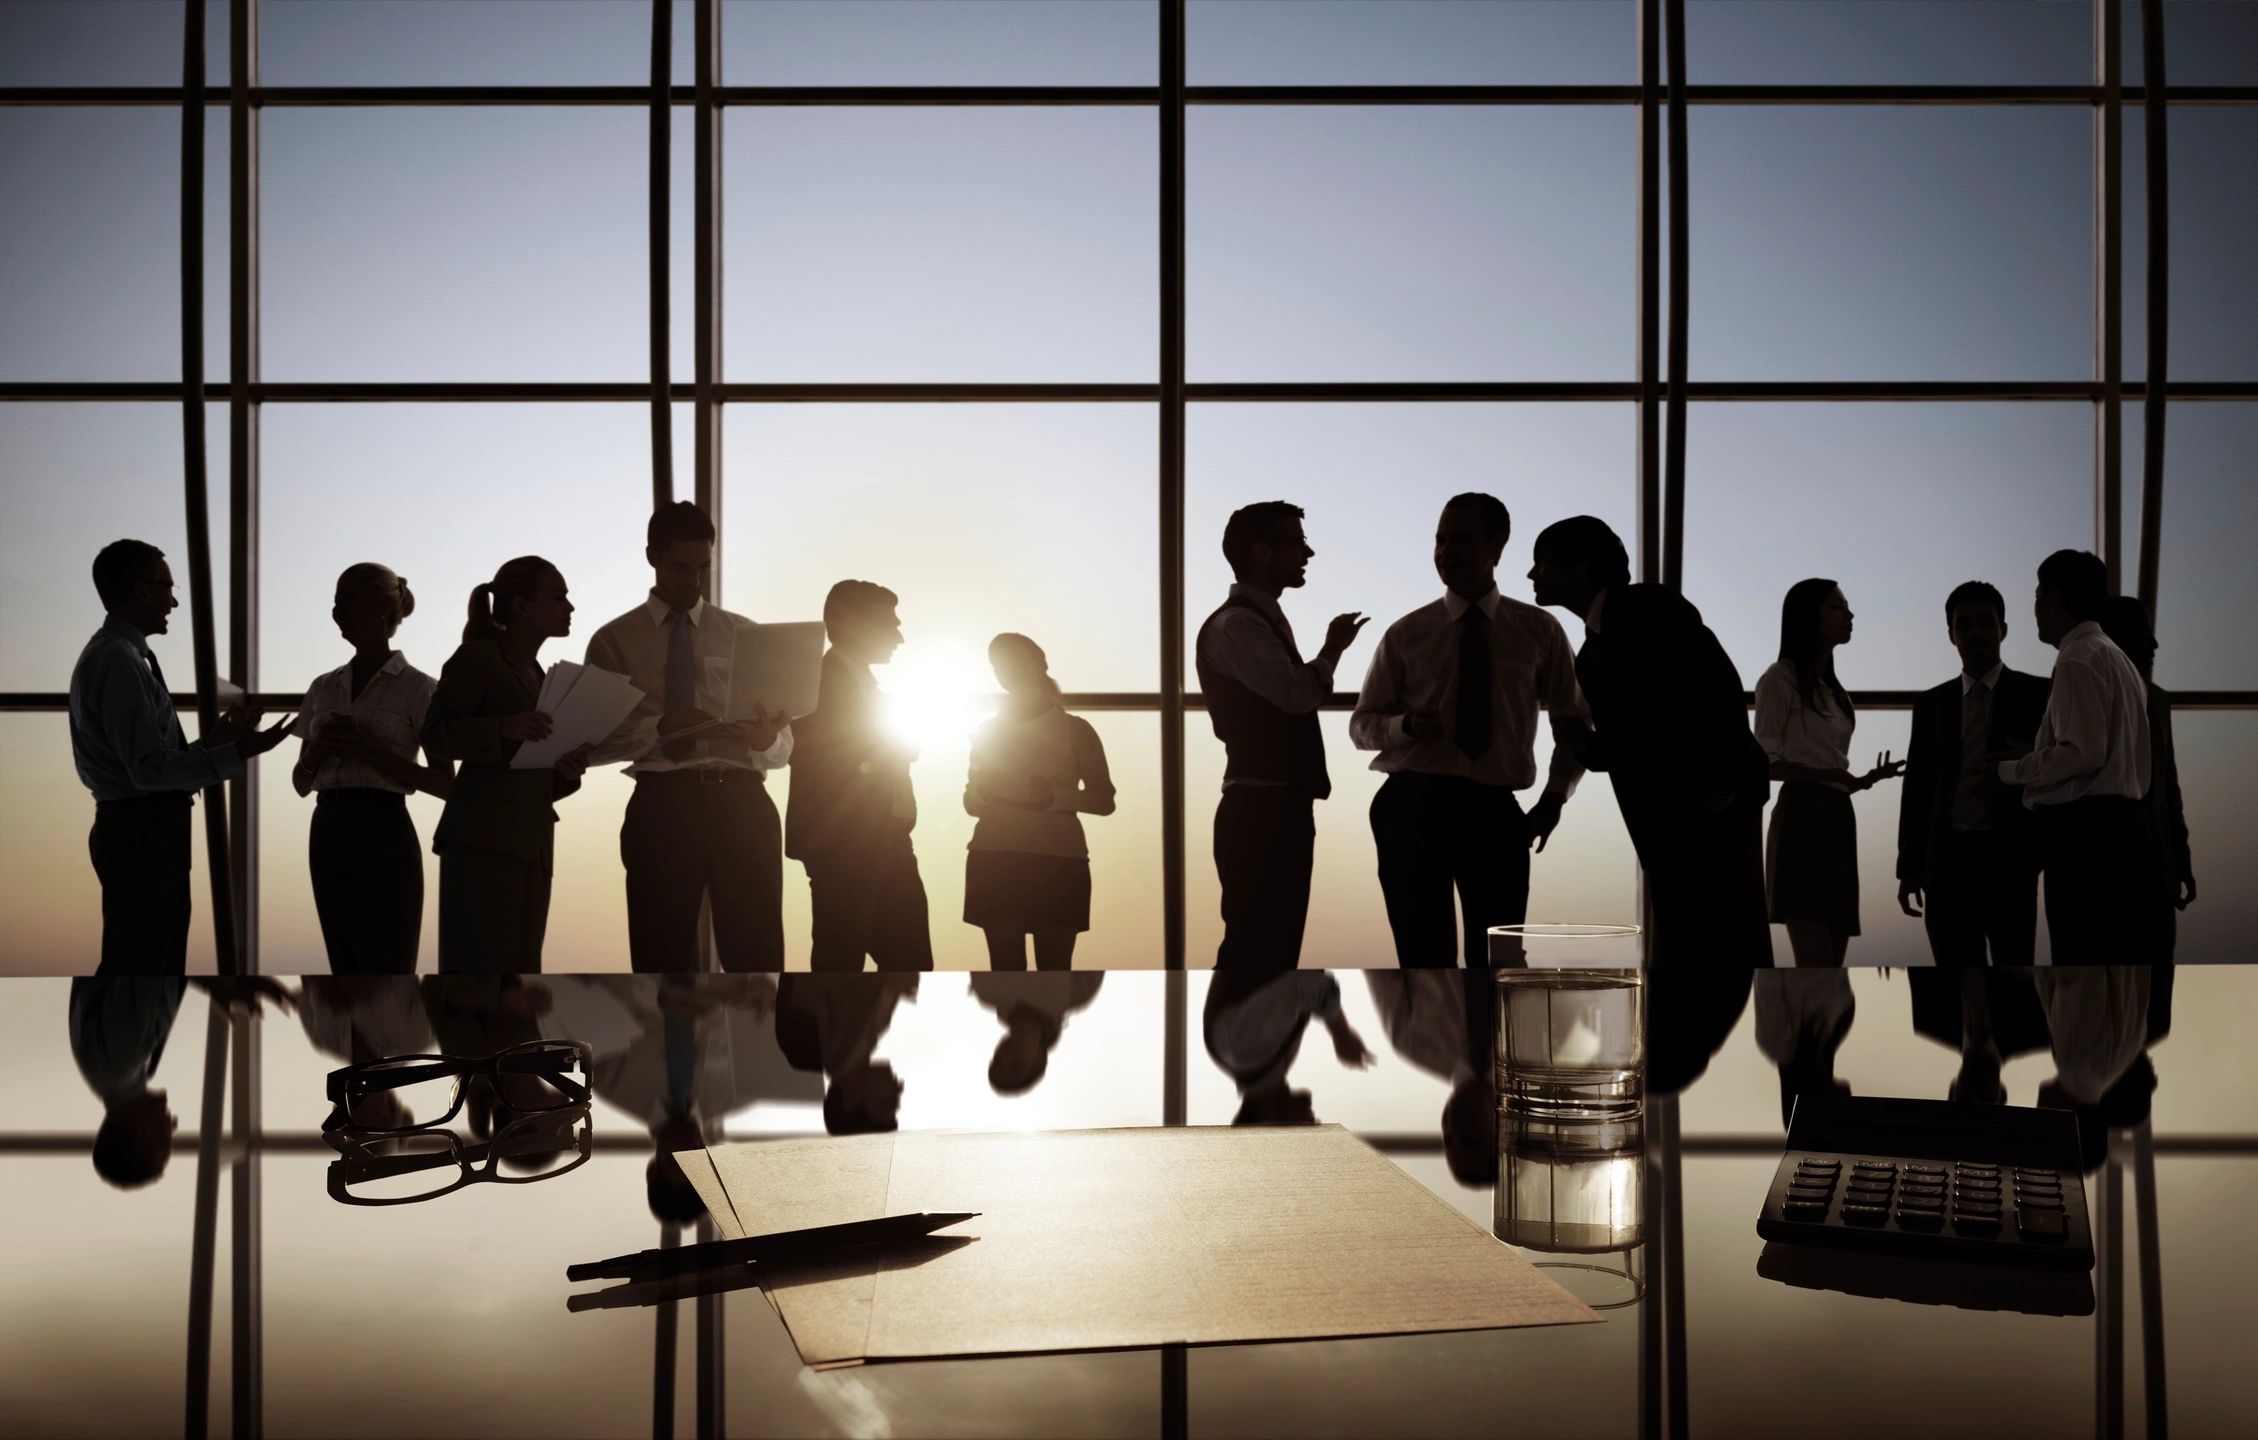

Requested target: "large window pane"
[
  {"left": 2125, "top": 0, "right": 2258, "bottom": 87},
  {"left": 259, "top": 0, "right": 654, "bottom": 85},
  {"left": 1682, "top": 405, "right": 2091, "bottom": 690},
  {"left": 724, "top": 109, "right": 1154, "bottom": 381},
  {"left": 720, "top": 405, "right": 1157, "bottom": 691},
  {"left": 728, "top": 0, "right": 1157, "bottom": 85},
  {"left": 1, "top": 405, "right": 232, "bottom": 693},
  {"left": 262, "top": 110, "right": 645, "bottom": 381},
  {"left": 2122, "top": 405, "right": 2258, "bottom": 691},
  {"left": 2127, "top": 108, "right": 2258, "bottom": 381},
  {"left": 0, "top": 0, "right": 228, "bottom": 86},
  {"left": 2172, "top": 712, "right": 2257, "bottom": 963},
  {"left": 0, "top": 109, "right": 228, "bottom": 382},
  {"left": 1687, "top": 0, "right": 2089, "bottom": 83},
  {"left": 1189, "top": 108, "right": 1632, "bottom": 381},
  {"left": 1189, "top": 0, "right": 1633, "bottom": 85},
  {"left": 1691, "top": 109, "right": 2089, "bottom": 380}
]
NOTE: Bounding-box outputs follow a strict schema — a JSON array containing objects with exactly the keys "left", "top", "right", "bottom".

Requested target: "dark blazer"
[
  {"left": 783, "top": 651, "right": 918, "bottom": 866},
  {"left": 1572, "top": 584, "right": 1769, "bottom": 868},
  {"left": 421, "top": 638, "right": 581, "bottom": 872},
  {"left": 1895, "top": 666, "right": 2049, "bottom": 888},
  {"left": 2146, "top": 683, "right": 2191, "bottom": 892}
]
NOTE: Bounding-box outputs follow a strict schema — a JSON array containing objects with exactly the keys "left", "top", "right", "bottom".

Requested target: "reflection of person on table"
[
  {"left": 963, "top": 633, "right": 1116, "bottom": 971},
  {"left": 421, "top": 557, "right": 594, "bottom": 974},
  {"left": 1753, "top": 969, "right": 1855, "bottom": 1129},
  {"left": 1364, "top": 969, "right": 1499, "bottom": 1184},
  {"left": 1203, "top": 970, "right": 1372, "bottom": 1125},
  {"left": 296, "top": 976, "right": 435, "bottom": 1131},
  {"left": 72, "top": 977, "right": 294, "bottom": 1189},
  {"left": 291, "top": 563, "right": 454, "bottom": 975},
  {"left": 970, "top": 972, "right": 1104, "bottom": 1094},
  {"left": 774, "top": 975, "right": 919, "bottom": 1134}
]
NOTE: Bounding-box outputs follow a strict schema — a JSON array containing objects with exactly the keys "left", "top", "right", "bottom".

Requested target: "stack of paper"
[
  {"left": 509, "top": 661, "right": 644, "bottom": 769},
  {"left": 678, "top": 1125, "right": 1598, "bottom": 1366}
]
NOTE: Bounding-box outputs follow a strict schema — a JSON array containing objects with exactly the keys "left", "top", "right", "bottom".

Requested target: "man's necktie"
[
  {"left": 1953, "top": 678, "right": 1993, "bottom": 829},
  {"left": 663, "top": 608, "right": 697, "bottom": 761},
  {"left": 144, "top": 649, "right": 186, "bottom": 747},
  {"left": 1455, "top": 607, "right": 1493, "bottom": 761}
]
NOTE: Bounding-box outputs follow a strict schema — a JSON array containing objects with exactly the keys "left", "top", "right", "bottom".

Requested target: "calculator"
[{"left": 1756, "top": 1093, "right": 2093, "bottom": 1272}]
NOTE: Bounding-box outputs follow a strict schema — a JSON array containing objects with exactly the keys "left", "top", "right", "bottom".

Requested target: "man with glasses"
[{"left": 68, "top": 539, "right": 292, "bottom": 974}]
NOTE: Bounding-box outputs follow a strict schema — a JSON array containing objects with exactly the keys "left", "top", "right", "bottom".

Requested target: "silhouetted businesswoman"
[
  {"left": 1895, "top": 581, "right": 2050, "bottom": 966},
  {"left": 2101, "top": 596, "right": 2196, "bottom": 955},
  {"left": 422, "top": 557, "right": 592, "bottom": 973},
  {"left": 292, "top": 564, "right": 454, "bottom": 974},
  {"left": 69, "top": 540, "right": 293, "bottom": 975},
  {"left": 1528, "top": 517, "right": 1772, "bottom": 967},
  {"left": 584, "top": 503, "right": 791, "bottom": 973},
  {"left": 784, "top": 581, "right": 934, "bottom": 973},
  {"left": 1195, "top": 501, "right": 1367, "bottom": 972},
  {"left": 2006, "top": 551, "right": 2164, "bottom": 963},
  {"left": 1754, "top": 580, "right": 1904, "bottom": 967},
  {"left": 1352, "top": 495, "right": 1589, "bottom": 969},
  {"left": 963, "top": 633, "right": 1116, "bottom": 971}
]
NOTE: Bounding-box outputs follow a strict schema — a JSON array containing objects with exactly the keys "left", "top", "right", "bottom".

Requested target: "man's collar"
[
  {"left": 1442, "top": 586, "right": 1501, "bottom": 621},
  {"left": 645, "top": 591, "right": 706, "bottom": 626},
  {"left": 2062, "top": 619, "right": 2102, "bottom": 647},
  {"left": 102, "top": 614, "right": 152, "bottom": 653},
  {"left": 1584, "top": 587, "right": 1609, "bottom": 636},
  {"left": 1227, "top": 582, "right": 1286, "bottom": 624},
  {"left": 1962, "top": 661, "right": 2004, "bottom": 694}
]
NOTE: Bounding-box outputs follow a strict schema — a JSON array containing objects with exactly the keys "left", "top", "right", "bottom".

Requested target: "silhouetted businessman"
[
  {"left": 1895, "top": 581, "right": 2050, "bottom": 966},
  {"left": 585, "top": 503, "right": 791, "bottom": 973},
  {"left": 784, "top": 581, "right": 933, "bottom": 973},
  {"left": 1364, "top": 968, "right": 1501, "bottom": 1185},
  {"left": 2005, "top": 551, "right": 2164, "bottom": 963},
  {"left": 69, "top": 540, "right": 293, "bottom": 974},
  {"left": 970, "top": 971, "right": 1104, "bottom": 1094},
  {"left": 1202, "top": 969, "right": 1372, "bottom": 1126},
  {"left": 1528, "top": 517, "right": 1771, "bottom": 967},
  {"left": 1195, "top": 501, "right": 1367, "bottom": 972},
  {"left": 2101, "top": 596, "right": 2196, "bottom": 955},
  {"left": 1351, "top": 494, "right": 1588, "bottom": 969},
  {"left": 774, "top": 973, "right": 919, "bottom": 1134}
]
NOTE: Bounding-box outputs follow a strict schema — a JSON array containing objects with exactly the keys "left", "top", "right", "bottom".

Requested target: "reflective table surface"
[{"left": 2, "top": 966, "right": 2249, "bottom": 1438}]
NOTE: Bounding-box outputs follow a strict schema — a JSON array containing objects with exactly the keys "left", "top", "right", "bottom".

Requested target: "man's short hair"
[
  {"left": 1443, "top": 492, "right": 1511, "bottom": 545},
  {"left": 647, "top": 501, "right": 716, "bottom": 551},
  {"left": 1944, "top": 580, "right": 2007, "bottom": 626},
  {"left": 1220, "top": 501, "right": 1305, "bottom": 577},
  {"left": 2037, "top": 549, "right": 2109, "bottom": 621},
  {"left": 92, "top": 539, "right": 165, "bottom": 610},
  {"left": 645, "top": 1153, "right": 709, "bottom": 1223},
  {"left": 822, "top": 579, "right": 900, "bottom": 637},
  {"left": 1530, "top": 515, "right": 1632, "bottom": 590},
  {"left": 91, "top": 1109, "right": 169, "bottom": 1190}
]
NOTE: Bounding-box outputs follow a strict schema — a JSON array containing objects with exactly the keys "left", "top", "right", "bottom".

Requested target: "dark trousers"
[
  {"left": 89, "top": 793, "right": 193, "bottom": 976},
  {"left": 1641, "top": 795, "right": 1774, "bottom": 968},
  {"left": 437, "top": 844, "right": 551, "bottom": 973},
  {"left": 2037, "top": 797, "right": 2169, "bottom": 964},
  {"left": 806, "top": 834, "right": 934, "bottom": 973},
  {"left": 1921, "top": 829, "right": 2040, "bottom": 967},
  {"left": 1370, "top": 772, "right": 1529, "bottom": 968},
  {"left": 623, "top": 772, "right": 786, "bottom": 973},
  {"left": 310, "top": 789, "right": 424, "bottom": 974},
  {"left": 1212, "top": 786, "right": 1317, "bottom": 973}
]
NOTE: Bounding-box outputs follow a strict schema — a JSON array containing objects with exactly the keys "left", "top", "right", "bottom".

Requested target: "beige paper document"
[{"left": 681, "top": 1125, "right": 1598, "bottom": 1366}]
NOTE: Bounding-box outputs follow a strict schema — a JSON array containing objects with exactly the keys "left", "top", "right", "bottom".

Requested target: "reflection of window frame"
[{"left": 0, "top": 0, "right": 2253, "bottom": 984}]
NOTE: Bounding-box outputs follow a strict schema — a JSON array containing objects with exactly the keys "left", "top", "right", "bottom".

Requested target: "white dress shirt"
[
  {"left": 584, "top": 593, "right": 794, "bottom": 776},
  {"left": 1349, "top": 586, "right": 1586, "bottom": 796},
  {"left": 68, "top": 617, "right": 243, "bottom": 802},
  {"left": 1753, "top": 661, "right": 1854, "bottom": 790},
  {"left": 1197, "top": 582, "right": 1335, "bottom": 790},
  {"left": 291, "top": 651, "right": 438, "bottom": 794},
  {"left": 2001, "top": 620, "right": 2151, "bottom": 807}
]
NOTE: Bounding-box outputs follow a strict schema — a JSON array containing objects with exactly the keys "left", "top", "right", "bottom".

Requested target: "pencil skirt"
[{"left": 1766, "top": 781, "right": 1861, "bottom": 936}]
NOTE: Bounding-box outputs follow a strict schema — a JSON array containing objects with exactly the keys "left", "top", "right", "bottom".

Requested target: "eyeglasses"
[
  {"left": 324, "top": 1040, "right": 592, "bottom": 1135},
  {"left": 327, "top": 1104, "right": 594, "bottom": 1207}
]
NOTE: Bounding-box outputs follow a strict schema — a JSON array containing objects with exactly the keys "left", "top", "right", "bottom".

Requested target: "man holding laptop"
[{"left": 586, "top": 503, "right": 803, "bottom": 972}]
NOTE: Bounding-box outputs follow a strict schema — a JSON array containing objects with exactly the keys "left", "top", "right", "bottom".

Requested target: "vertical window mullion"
[
  {"left": 1160, "top": 0, "right": 1187, "bottom": 986},
  {"left": 2135, "top": 0, "right": 2170, "bottom": 615},
  {"left": 2096, "top": 0, "right": 2124, "bottom": 588},
  {"left": 648, "top": 0, "right": 675, "bottom": 509}
]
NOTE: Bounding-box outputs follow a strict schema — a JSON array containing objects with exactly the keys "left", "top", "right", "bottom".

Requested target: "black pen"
[{"left": 567, "top": 1211, "right": 979, "bottom": 1283}]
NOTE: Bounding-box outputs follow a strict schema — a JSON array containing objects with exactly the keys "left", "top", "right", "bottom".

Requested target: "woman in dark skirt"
[
  {"left": 963, "top": 634, "right": 1117, "bottom": 970},
  {"left": 292, "top": 563, "right": 453, "bottom": 972},
  {"left": 1754, "top": 579, "right": 1904, "bottom": 966}
]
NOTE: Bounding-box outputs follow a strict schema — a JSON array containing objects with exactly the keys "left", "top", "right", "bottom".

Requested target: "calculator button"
[
  {"left": 1899, "top": 1181, "right": 1945, "bottom": 1197},
  {"left": 1955, "top": 1181, "right": 2000, "bottom": 1196},
  {"left": 2018, "top": 1208, "right": 2067, "bottom": 1240},
  {"left": 1896, "top": 1196, "right": 1943, "bottom": 1213},
  {"left": 1797, "top": 1158, "right": 1841, "bottom": 1170},
  {"left": 1954, "top": 1199, "right": 2001, "bottom": 1217},
  {"left": 2014, "top": 1178, "right": 2061, "bottom": 1193},
  {"left": 1842, "top": 1205, "right": 1888, "bottom": 1226},
  {"left": 2014, "top": 1184, "right": 2062, "bottom": 1201},
  {"left": 1956, "top": 1164, "right": 2000, "bottom": 1177},
  {"left": 1953, "top": 1212, "right": 2002, "bottom": 1235},
  {"left": 2015, "top": 1194, "right": 2065, "bottom": 1212},
  {"left": 1897, "top": 1209, "right": 1943, "bottom": 1230},
  {"left": 2015, "top": 1168, "right": 2058, "bottom": 1181},
  {"left": 1852, "top": 1162, "right": 1895, "bottom": 1175}
]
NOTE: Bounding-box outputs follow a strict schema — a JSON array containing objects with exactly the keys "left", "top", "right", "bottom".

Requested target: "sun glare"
[{"left": 878, "top": 637, "right": 996, "bottom": 752}]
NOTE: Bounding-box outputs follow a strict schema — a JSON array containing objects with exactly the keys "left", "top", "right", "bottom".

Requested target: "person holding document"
[
  {"left": 584, "top": 503, "right": 792, "bottom": 973},
  {"left": 422, "top": 556, "right": 593, "bottom": 973}
]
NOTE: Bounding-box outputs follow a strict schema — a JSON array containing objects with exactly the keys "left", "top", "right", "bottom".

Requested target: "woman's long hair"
[
  {"left": 463, "top": 555, "right": 557, "bottom": 645},
  {"left": 1777, "top": 577, "right": 1852, "bottom": 717},
  {"left": 988, "top": 633, "right": 1062, "bottom": 708}
]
